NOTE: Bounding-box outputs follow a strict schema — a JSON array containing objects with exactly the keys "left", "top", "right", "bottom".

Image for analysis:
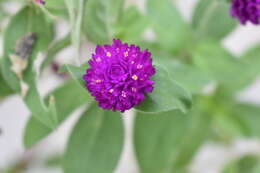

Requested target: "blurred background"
[{"left": 0, "top": 0, "right": 260, "bottom": 172}]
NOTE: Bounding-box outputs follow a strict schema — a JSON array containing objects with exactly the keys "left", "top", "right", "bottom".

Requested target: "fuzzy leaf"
[
  {"left": 136, "top": 66, "right": 192, "bottom": 113},
  {"left": 134, "top": 104, "right": 211, "bottom": 173},
  {"left": 63, "top": 104, "right": 124, "bottom": 173},
  {"left": 23, "top": 80, "right": 91, "bottom": 148},
  {"left": 0, "top": 6, "right": 57, "bottom": 128}
]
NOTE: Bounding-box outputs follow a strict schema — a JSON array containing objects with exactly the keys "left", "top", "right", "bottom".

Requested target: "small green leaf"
[
  {"left": 23, "top": 76, "right": 58, "bottom": 128},
  {"left": 63, "top": 104, "right": 124, "bottom": 173},
  {"left": 192, "top": 0, "right": 237, "bottom": 40},
  {"left": 146, "top": 0, "right": 191, "bottom": 52},
  {"left": 23, "top": 80, "right": 91, "bottom": 148},
  {"left": 136, "top": 65, "right": 192, "bottom": 113},
  {"left": 134, "top": 104, "right": 211, "bottom": 173},
  {"left": 83, "top": 0, "right": 124, "bottom": 44}
]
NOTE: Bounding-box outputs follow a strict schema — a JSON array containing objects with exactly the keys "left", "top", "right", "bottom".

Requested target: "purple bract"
[
  {"left": 231, "top": 0, "right": 260, "bottom": 24},
  {"left": 83, "top": 39, "right": 156, "bottom": 112}
]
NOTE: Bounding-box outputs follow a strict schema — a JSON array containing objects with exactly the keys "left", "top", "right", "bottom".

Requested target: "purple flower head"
[
  {"left": 35, "top": 0, "right": 46, "bottom": 5},
  {"left": 83, "top": 39, "right": 156, "bottom": 112},
  {"left": 231, "top": 0, "right": 260, "bottom": 24}
]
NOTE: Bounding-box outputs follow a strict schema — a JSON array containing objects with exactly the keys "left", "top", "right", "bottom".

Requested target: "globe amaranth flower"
[
  {"left": 231, "top": 0, "right": 260, "bottom": 24},
  {"left": 83, "top": 39, "right": 156, "bottom": 112}
]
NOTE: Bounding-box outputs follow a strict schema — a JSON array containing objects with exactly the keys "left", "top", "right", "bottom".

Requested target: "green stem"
[
  {"left": 65, "top": 0, "right": 87, "bottom": 66},
  {"left": 74, "top": 0, "right": 87, "bottom": 65}
]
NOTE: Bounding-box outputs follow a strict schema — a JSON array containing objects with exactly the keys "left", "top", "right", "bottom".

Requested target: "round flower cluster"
[
  {"left": 231, "top": 0, "right": 260, "bottom": 24},
  {"left": 83, "top": 39, "right": 156, "bottom": 112}
]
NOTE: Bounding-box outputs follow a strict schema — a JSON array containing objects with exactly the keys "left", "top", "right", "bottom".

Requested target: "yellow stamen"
[
  {"left": 95, "top": 79, "right": 101, "bottom": 83},
  {"left": 132, "top": 75, "right": 138, "bottom": 80},
  {"left": 124, "top": 52, "right": 128, "bottom": 57},
  {"left": 106, "top": 52, "right": 111, "bottom": 57}
]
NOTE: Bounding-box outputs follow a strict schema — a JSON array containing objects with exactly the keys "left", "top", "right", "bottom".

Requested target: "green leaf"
[
  {"left": 146, "top": 0, "right": 191, "bottom": 52},
  {"left": 65, "top": 0, "right": 87, "bottom": 65},
  {"left": 45, "top": 0, "right": 66, "bottom": 12},
  {"left": 192, "top": 0, "right": 237, "bottom": 40},
  {"left": 24, "top": 77, "right": 58, "bottom": 128},
  {"left": 45, "top": 0, "right": 66, "bottom": 9},
  {"left": 63, "top": 104, "right": 124, "bottom": 173},
  {"left": 1, "top": 6, "right": 53, "bottom": 91},
  {"left": 39, "top": 0, "right": 67, "bottom": 19},
  {"left": 115, "top": 6, "right": 149, "bottom": 43},
  {"left": 83, "top": 0, "right": 124, "bottom": 44},
  {"left": 0, "top": 6, "right": 57, "bottom": 128},
  {"left": 222, "top": 155, "right": 260, "bottom": 173},
  {"left": 134, "top": 104, "right": 211, "bottom": 173},
  {"left": 193, "top": 42, "right": 252, "bottom": 90},
  {"left": 159, "top": 59, "right": 212, "bottom": 94},
  {"left": 23, "top": 80, "right": 91, "bottom": 148},
  {"left": 136, "top": 65, "right": 192, "bottom": 113}
]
